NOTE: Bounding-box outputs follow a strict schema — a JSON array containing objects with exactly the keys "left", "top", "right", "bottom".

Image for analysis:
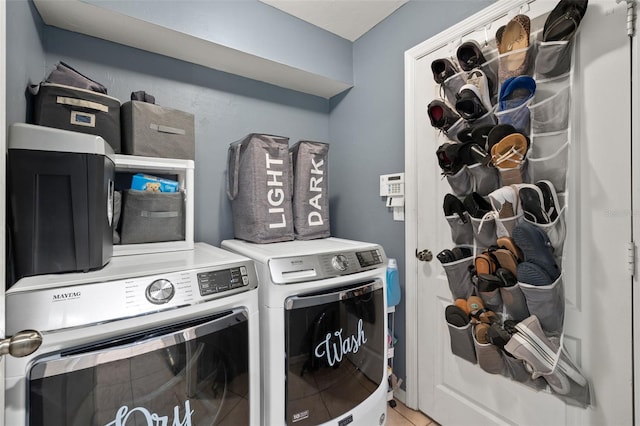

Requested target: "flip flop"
[
  {"left": 497, "top": 15, "right": 531, "bottom": 82},
  {"left": 491, "top": 133, "right": 529, "bottom": 169}
]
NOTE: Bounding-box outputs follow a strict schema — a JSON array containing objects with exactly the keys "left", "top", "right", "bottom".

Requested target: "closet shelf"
[{"left": 33, "top": 0, "right": 352, "bottom": 99}]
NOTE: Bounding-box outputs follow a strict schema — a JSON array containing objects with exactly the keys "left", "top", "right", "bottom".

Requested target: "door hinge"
[
  {"left": 617, "top": 0, "right": 636, "bottom": 37},
  {"left": 629, "top": 241, "right": 636, "bottom": 277}
]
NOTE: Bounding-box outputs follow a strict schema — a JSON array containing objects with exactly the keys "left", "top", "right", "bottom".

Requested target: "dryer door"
[
  {"left": 26, "top": 309, "right": 250, "bottom": 426},
  {"left": 284, "top": 280, "right": 385, "bottom": 426}
]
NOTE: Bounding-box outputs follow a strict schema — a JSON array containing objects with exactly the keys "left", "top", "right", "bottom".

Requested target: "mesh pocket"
[
  {"left": 525, "top": 206, "right": 567, "bottom": 260},
  {"left": 500, "top": 284, "right": 530, "bottom": 321},
  {"left": 530, "top": 75, "right": 571, "bottom": 133},
  {"left": 469, "top": 215, "right": 497, "bottom": 250},
  {"left": 446, "top": 322, "right": 477, "bottom": 364},
  {"left": 467, "top": 163, "right": 500, "bottom": 196},
  {"left": 442, "top": 255, "right": 475, "bottom": 300},
  {"left": 473, "top": 332, "right": 505, "bottom": 375},
  {"left": 478, "top": 287, "right": 503, "bottom": 314},
  {"left": 497, "top": 160, "right": 529, "bottom": 186},
  {"left": 442, "top": 71, "right": 467, "bottom": 106},
  {"left": 444, "top": 118, "right": 467, "bottom": 142},
  {"left": 535, "top": 39, "right": 573, "bottom": 79},
  {"left": 496, "top": 99, "right": 532, "bottom": 136},
  {"left": 446, "top": 166, "right": 472, "bottom": 197},
  {"left": 519, "top": 275, "right": 565, "bottom": 336},
  {"left": 497, "top": 44, "right": 535, "bottom": 87},
  {"left": 530, "top": 130, "right": 568, "bottom": 159},
  {"left": 527, "top": 142, "right": 570, "bottom": 192},
  {"left": 495, "top": 212, "right": 524, "bottom": 239},
  {"left": 503, "top": 356, "right": 548, "bottom": 390},
  {"left": 445, "top": 212, "right": 474, "bottom": 246}
]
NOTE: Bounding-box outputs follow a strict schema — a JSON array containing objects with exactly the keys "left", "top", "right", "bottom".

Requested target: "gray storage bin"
[
  {"left": 121, "top": 101, "right": 195, "bottom": 160},
  {"left": 120, "top": 190, "right": 185, "bottom": 244}
]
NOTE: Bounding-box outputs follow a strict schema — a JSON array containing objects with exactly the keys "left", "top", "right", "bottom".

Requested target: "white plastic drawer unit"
[{"left": 113, "top": 154, "right": 194, "bottom": 256}]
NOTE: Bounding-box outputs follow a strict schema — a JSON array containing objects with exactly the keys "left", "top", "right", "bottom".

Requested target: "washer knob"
[
  {"left": 331, "top": 254, "right": 349, "bottom": 271},
  {"left": 146, "top": 279, "right": 175, "bottom": 304}
]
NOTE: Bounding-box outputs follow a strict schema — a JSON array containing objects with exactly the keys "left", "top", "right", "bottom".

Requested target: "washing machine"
[
  {"left": 4, "top": 243, "right": 260, "bottom": 426},
  {"left": 221, "top": 237, "right": 389, "bottom": 426}
]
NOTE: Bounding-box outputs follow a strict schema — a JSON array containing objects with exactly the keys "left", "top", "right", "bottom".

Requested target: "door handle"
[
  {"left": 0, "top": 330, "right": 43, "bottom": 358},
  {"left": 415, "top": 249, "right": 433, "bottom": 262}
]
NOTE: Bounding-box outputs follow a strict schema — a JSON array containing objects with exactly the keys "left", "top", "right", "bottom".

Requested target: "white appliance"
[
  {"left": 4, "top": 243, "right": 260, "bottom": 426},
  {"left": 221, "top": 237, "right": 389, "bottom": 426}
]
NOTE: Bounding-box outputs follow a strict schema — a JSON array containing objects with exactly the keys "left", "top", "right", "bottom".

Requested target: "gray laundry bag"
[
  {"left": 290, "top": 140, "right": 330, "bottom": 240},
  {"left": 226, "top": 134, "right": 294, "bottom": 243}
]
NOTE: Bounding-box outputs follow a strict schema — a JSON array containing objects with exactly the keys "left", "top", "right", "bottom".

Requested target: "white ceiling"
[{"left": 259, "top": 0, "right": 408, "bottom": 42}]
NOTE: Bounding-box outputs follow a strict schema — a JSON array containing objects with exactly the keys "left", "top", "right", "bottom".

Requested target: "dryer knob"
[
  {"left": 331, "top": 254, "right": 349, "bottom": 271},
  {"left": 146, "top": 279, "right": 175, "bottom": 304}
]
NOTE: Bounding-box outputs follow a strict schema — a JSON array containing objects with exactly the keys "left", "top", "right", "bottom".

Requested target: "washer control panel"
[
  {"left": 197, "top": 266, "right": 250, "bottom": 296},
  {"left": 146, "top": 279, "right": 176, "bottom": 304}
]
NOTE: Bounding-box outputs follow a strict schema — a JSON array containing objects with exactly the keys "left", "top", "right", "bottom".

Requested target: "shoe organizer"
[
  {"left": 496, "top": 99, "right": 532, "bottom": 136},
  {"left": 503, "top": 355, "right": 548, "bottom": 390},
  {"left": 467, "top": 163, "right": 500, "bottom": 196},
  {"left": 497, "top": 44, "right": 536, "bottom": 87},
  {"left": 535, "top": 38, "right": 574, "bottom": 79},
  {"left": 478, "top": 286, "right": 503, "bottom": 314},
  {"left": 473, "top": 331, "right": 506, "bottom": 375},
  {"left": 442, "top": 71, "right": 468, "bottom": 106},
  {"left": 446, "top": 166, "right": 473, "bottom": 197},
  {"left": 497, "top": 161, "right": 529, "bottom": 186},
  {"left": 442, "top": 253, "right": 475, "bottom": 300},
  {"left": 519, "top": 275, "right": 565, "bottom": 336},
  {"left": 500, "top": 284, "right": 531, "bottom": 322},
  {"left": 469, "top": 214, "right": 497, "bottom": 250},
  {"left": 445, "top": 211, "right": 474, "bottom": 246},
  {"left": 524, "top": 206, "right": 567, "bottom": 262},
  {"left": 530, "top": 74, "right": 571, "bottom": 133},
  {"left": 530, "top": 129, "right": 568, "bottom": 158},
  {"left": 444, "top": 117, "right": 468, "bottom": 142},
  {"left": 495, "top": 212, "right": 524, "bottom": 239},
  {"left": 526, "top": 141, "right": 570, "bottom": 192},
  {"left": 446, "top": 322, "right": 477, "bottom": 364}
]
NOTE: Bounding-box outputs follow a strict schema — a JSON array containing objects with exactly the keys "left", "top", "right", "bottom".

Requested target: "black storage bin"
[
  {"left": 120, "top": 190, "right": 185, "bottom": 244},
  {"left": 7, "top": 123, "right": 115, "bottom": 280},
  {"left": 32, "top": 82, "right": 122, "bottom": 153},
  {"left": 121, "top": 101, "right": 195, "bottom": 159}
]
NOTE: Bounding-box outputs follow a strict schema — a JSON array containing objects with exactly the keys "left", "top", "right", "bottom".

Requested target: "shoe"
[
  {"left": 517, "top": 261, "right": 553, "bottom": 286},
  {"left": 463, "top": 192, "right": 492, "bottom": 219},
  {"left": 512, "top": 222, "right": 561, "bottom": 281},
  {"left": 519, "top": 184, "right": 549, "bottom": 224},
  {"left": 428, "top": 99, "right": 461, "bottom": 132},
  {"left": 536, "top": 180, "right": 560, "bottom": 222},
  {"left": 475, "top": 251, "right": 499, "bottom": 275},
  {"left": 491, "top": 132, "right": 529, "bottom": 169},
  {"left": 493, "top": 248, "right": 519, "bottom": 276},
  {"left": 445, "top": 304, "right": 470, "bottom": 327},
  {"left": 467, "top": 295, "right": 498, "bottom": 324},
  {"left": 437, "top": 249, "right": 456, "bottom": 264},
  {"left": 496, "top": 267, "right": 517, "bottom": 287},
  {"left": 475, "top": 322, "right": 491, "bottom": 344},
  {"left": 498, "top": 75, "right": 536, "bottom": 111},
  {"left": 455, "top": 85, "right": 489, "bottom": 120},
  {"left": 487, "top": 322, "right": 513, "bottom": 349},
  {"left": 477, "top": 273, "right": 503, "bottom": 292},
  {"left": 431, "top": 58, "right": 460, "bottom": 84},
  {"left": 457, "top": 40, "right": 486, "bottom": 71},
  {"left": 451, "top": 246, "right": 473, "bottom": 260},
  {"left": 486, "top": 123, "right": 517, "bottom": 153},
  {"left": 455, "top": 298, "right": 471, "bottom": 315},
  {"left": 543, "top": 0, "right": 589, "bottom": 42},
  {"left": 443, "top": 193, "right": 467, "bottom": 220},
  {"left": 489, "top": 185, "right": 521, "bottom": 218},
  {"left": 497, "top": 236, "right": 523, "bottom": 262},
  {"left": 436, "top": 142, "right": 465, "bottom": 175},
  {"left": 497, "top": 14, "right": 531, "bottom": 84}
]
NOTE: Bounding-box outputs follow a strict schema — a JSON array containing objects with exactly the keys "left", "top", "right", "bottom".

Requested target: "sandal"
[{"left": 497, "top": 14, "right": 531, "bottom": 83}]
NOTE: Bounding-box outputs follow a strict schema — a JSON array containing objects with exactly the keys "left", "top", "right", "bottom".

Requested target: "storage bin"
[
  {"left": 32, "top": 82, "right": 121, "bottom": 153},
  {"left": 120, "top": 190, "right": 185, "bottom": 244},
  {"left": 121, "top": 101, "right": 195, "bottom": 159}
]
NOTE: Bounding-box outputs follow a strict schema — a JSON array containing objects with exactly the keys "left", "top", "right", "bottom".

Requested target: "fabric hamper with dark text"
[
  {"left": 32, "top": 83, "right": 121, "bottom": 153},
  {"left": 290, "top": 140, "right": 330, "bottom": 240},
  {"left": 227, "top": 134, "right": 294, "bottom": 243}
]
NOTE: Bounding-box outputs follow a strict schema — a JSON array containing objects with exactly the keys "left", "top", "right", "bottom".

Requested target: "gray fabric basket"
[
  {"left": 290, "top": 140, "right": 330, "bottom": 240},
  {"left": 227, "top": 134, "right": 294, "bottom": 243},
  {"left": 120, "top": 190, "right": 185, "bottom": 244},
  {"left": 121, "top": 101, "right": 195, "bottom": 160}
]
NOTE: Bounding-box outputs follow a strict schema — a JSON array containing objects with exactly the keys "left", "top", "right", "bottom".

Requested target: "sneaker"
[
  {"left": 428, "top": 99, "right": 461, "bottom": 132},
  {"left": 463, "top": 192, "right": 492, "bottom": 219},
  {"left": 498, "top": 75, "right": 536, "bottom": 111},
  {"left": 457, "top": 40, "right": 486, "bottom": 71},
  {"left": 455, "top": 69, "right": 493, "bottom": 120},
  {"left": 517, "top": 261, "right": 553, "bottom": 286},
  {"left": 489, "top": 185, "right": 521, "bottom": 218},
  {"left": 443, "top": 193, "right": 467, "bottom": 220},
  {"left": 536, "top": 180, "right": 560, "bottom": 222},
  {"left": 431, "top": 58, "right": 460, "bottom": 84},
  {"left": 436, "top": 142, "right": 464, "bottom": 175},
  {"left": 445, "top": 304, "right": 470, "bottom": 327},
  {"left": 519, "top": 183, "right": 549, "bottom": 224},
  {"left": 512, "top": 222, "right": 561, "bottom": 281}
]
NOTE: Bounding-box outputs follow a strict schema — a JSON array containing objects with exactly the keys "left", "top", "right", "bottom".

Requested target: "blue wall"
[{"left": 6, "top": 0, "right": 494, "bottom": 394}]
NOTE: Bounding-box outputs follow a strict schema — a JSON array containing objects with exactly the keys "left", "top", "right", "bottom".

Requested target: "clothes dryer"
[
  {"left": 221, "top": 237, "right": 389, "bottom": 426},
  {"left": 5, "top": 243, "right": 260, "bottom": 426}
]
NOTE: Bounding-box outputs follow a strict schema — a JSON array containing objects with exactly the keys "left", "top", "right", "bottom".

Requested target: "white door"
[{"left": 405, "top": 0, "right": 633, "bottom": 424}]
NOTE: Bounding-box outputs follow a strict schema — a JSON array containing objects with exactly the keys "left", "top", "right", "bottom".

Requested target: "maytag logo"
[
  {"left": 292, "top": 410, "right": 309, "bottom": 423},
  {"left": 52, "top": 291, "right": 81, "bottom": 302}
]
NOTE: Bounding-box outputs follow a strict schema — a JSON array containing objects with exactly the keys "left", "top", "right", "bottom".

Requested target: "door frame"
[
  {"left": 1, "top": 0, "right": 7, "bottom": 423},
  {"left": 403, "top": 0, "right": 575, "bottom": 409}
]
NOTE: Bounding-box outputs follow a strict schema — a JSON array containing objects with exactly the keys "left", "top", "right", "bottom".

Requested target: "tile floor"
[{"left": 386, "top": 399, "right": 439, "bottom": 426}]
